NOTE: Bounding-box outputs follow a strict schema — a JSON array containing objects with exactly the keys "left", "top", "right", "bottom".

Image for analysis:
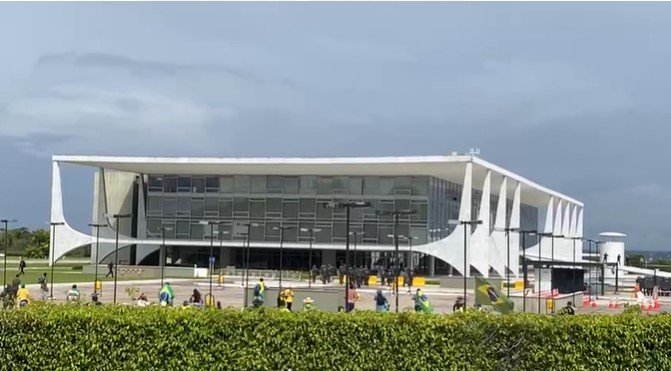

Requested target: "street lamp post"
[
  {"left": 378, "top": 209, "right": 417, "bottom": 313},
  {"left": 1, "top": 219, "right": 18, "bottom": 287},
  {"left": 517, "top": 230, "right": 538, "bottom": 313},
  {"left": 199, "top": 220, "right": 222, "bottom": 306},
  {"left": 501, "top": 227, "right": 519, "bottom": 299},
  {"left": 326, "top": 201, "right": 371, "bottom": 312},
  {"left": 349, "top": 231, "right": 364, "bottom": 269},
  {"left": 536, "top": 232, "right": 553, "bottom": 314},
  {"left": 571, "top": 237, "right": 582, "bottom": 304},
  {"left": 242, "top": 222, "right": 259, "bottom": 307},
  {"left": 49, "top": 221, "right": 64, "bottom": 299},
  {"left": 584, "top": 239, "right": 600, "bottom": 297},
  {"left": 273, "top": 225, "right": 295, "bottom": 290},
  {"left": 89, "top": 222, "right": 107, "bottom": 293},
  {"left": 396, "top": 235, "right": 417, "bottom": 292},
  {"left": 109, "top": 213, "right": 132, "bottom": 304},
  {"left": 429, "top": 228, "right": 442, "bottom": 276},
  {"left": 159, "top": 226, "right": 173, "bottom": 288},
  {"left": 458, "top": 220, "right": 483, "bottom": 308},
  {"left": 301, "top": 227, "right": 322, "bottom": 288}
]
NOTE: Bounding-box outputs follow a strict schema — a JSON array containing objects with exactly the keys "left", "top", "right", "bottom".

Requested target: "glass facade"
[
  {"left": 145, "top": 174, "right": 539, "bottom": 250},
  {"left": 146, "top": 175, "right": 432, "bottom": 246}
]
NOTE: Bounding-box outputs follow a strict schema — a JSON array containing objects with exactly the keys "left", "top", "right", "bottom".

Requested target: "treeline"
[
  {"left": 2, "top": 228, "right": 89, "bottom": 259},
  {"left": 1, "top": 228, "right": 50, "bottom": 258}
]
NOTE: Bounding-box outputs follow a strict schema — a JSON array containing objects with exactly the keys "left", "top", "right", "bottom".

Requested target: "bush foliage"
[{"left": 0, "top": 305, "right": 670, "bottom": 370}]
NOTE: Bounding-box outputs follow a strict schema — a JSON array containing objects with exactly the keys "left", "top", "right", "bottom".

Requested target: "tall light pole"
[
  {"left": 429, "top": 228, "right": 442, "bottom": 276},
  {"left": 585, "top": 238, "right": 600, "bottom": 297},
  {"left": 242, "top": 222, "right": 259, "bottom": 307},
  {"left": 378, "top": 209, "right": 417, "bottom": 313},
  {"left": 301, "top": 227, "right": 322, "bottom": 288},
  {"left": 1, "top": 218, "right": 18, "bottom": 287},
  {"left": 349, "top": 231, "right": 364, "bottom": 268},
  {"left": 457, "top": 219, "right": 483, "bottom": 307},
  {"left": 518, "top": 230, "right": 538, "bottom": 313},
  {"left": 273, "top": 225, "right": 295, "bottom": 290},
  {"left": 571, "top": 237, "right": 582, "bottom": 304},
  {"left": 536, "top": 232, "right": 553, "bottom": 314},
  {"left": 49, "top": 221, "right": 64, "bottom": 299},
  {"left": 501, "top": 227, "right": 520, "bottom": 299},
  {"left": 199, "top": 220, "right": 221, "bottom": 306},
  {"left": 326, "top": 201, "right": 371, "bottom": 312},
  {"left": 109, "top": 213, "right": 132, "bottom": 304},
  {"left": 396, "top": 235, "right": 417, "bottom": 292},
  {"left": 89, "top": 222, "right": 107, "bottom": 293},
  {"left": 159, "top": 226, "right": 173, "bottom": 288}
]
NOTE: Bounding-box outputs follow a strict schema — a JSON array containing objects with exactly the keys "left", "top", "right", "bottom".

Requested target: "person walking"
[
  {"left": 346, "top": 283, "right": 358, "bottom": 312},
  {"left": 252, "top": 278, "right": 266, "bottom": 307},
  {"left": 283, "top": 287, "right": 295, "bottom": 311},
  {"left": 37, "top": 272, "right": 48, "bottom": 300},
  {"left": 18, "top": 257, "right": 26, "bottom": 276},
  {"left": 311, "top": 265, "right": 319, "bottom": 284},
  {"left": 106, "top": 262, "right": 114, "bottom": 278},
  {"left": 16, "top": 284, "right": 30, "bottom": 308},
  {"left": 374, "top": 289, "right": 389, "bottom": 312},
  {"left": 413, "top": 289, "right": 433, "bottom": 313}
]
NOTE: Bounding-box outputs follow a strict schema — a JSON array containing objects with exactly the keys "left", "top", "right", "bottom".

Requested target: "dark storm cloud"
[{"left": 0, "top": 2, "right": 670, "bottom": 250}]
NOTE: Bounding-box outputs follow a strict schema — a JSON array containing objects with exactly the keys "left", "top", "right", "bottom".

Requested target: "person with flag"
[
  {"left": 159, "top": 282, "right": 175, "bottom": 306},
  {"left": 475, "top": 276, "right": 514, "bottom": 314},
  {"left": 413, "top": 288, "right": 433, "bottom": 313},
  {"left": 252, "top": 278, "right": 266, "bottom": 307}
]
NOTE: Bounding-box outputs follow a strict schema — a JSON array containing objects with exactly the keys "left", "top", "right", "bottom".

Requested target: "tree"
[{"left": 25, "top": 229, "right": 50, "bottom": 258}]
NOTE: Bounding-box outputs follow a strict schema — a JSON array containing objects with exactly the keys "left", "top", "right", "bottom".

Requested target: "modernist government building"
[{"left": 50, "top": 154, "right": 584, "bottom": 277}]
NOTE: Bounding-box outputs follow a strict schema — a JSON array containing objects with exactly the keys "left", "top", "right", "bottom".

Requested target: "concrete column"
[
  {"left": 323, "top": 249, "right": 336, "bottom": 266},
  {"left": 429, "top": 256, "right": 436, "bottom": 277}
]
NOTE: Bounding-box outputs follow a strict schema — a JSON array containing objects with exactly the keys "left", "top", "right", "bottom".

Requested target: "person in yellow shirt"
[
  {"left": 16, "top": 284, "right": 30, "bottom": 308},
  {"left": 284, "top": 288, "right": 295, "bottom": 311}
]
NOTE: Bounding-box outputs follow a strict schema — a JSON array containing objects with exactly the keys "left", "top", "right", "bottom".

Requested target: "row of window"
[
  {"left": 147, "top": 175, "right": 430, "bottom": 196},
  {"left": 146, "top": 218, "right": 429, "bottom": 245},
  {"left": 146, "top": 196, "right": 429, "bottom": 222}
]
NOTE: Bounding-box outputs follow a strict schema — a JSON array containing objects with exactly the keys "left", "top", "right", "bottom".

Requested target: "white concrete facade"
[{"left": 50, "top": 155, "right": 584, "bottom": 277}]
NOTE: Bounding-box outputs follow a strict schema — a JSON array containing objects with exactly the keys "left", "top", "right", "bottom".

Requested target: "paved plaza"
[{"left": 19, "top": 275, "right": 671, "bottom": 315}]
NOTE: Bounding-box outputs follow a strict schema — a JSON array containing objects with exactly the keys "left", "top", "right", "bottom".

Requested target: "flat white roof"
[{"left": 53, "top": 154, "right": 583, "bottom": 207}]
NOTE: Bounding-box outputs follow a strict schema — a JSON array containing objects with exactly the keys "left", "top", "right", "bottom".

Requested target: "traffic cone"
[{"left": 654, "top": 300, "right": 661, "bottom": 311}]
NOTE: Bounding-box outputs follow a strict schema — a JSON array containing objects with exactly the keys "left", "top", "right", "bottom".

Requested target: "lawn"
[{"left": 0, "top": 264, "right": 151, "bottom": 286}]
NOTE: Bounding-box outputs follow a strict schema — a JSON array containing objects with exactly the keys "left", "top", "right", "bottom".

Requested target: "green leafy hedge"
[{"left": 1, "top": 305, "right": 670, "bottom": 370}]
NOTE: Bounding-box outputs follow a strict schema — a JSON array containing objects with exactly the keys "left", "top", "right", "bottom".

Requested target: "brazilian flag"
[{"left": 475, "top": 276, "right": 514, "bottom": 314}]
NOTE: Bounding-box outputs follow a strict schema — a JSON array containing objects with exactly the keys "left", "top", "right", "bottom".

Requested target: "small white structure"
[{"left": 599, "top": 232, "right": 626, "bottom": 267}]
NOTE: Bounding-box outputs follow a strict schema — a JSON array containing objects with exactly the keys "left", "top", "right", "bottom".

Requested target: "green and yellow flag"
[{"left": 475, "top": 276, "right": 514, "bottom": 314}]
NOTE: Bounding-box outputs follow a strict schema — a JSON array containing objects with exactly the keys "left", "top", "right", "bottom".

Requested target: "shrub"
[{"left": 1, "top": 306, "right": 670, "bottom": 370}]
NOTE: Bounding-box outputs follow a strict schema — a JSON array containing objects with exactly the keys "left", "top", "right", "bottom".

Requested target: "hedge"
[{"left": 1, "top": 304, "right": 670, "bottom": 370}]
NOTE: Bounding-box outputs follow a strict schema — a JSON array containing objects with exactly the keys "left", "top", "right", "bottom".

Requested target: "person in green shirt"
[{"left": 159, "top": 282, "right": 175, "bottom": 306}]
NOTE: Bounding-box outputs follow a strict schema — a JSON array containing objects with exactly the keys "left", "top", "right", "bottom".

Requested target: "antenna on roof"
[{"left": 468, "top": 148, "right": 480, "bottom": 156}]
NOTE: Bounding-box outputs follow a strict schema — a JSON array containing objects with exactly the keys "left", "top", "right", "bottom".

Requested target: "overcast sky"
[{"left": 1, "top": 3, "right": 670, "bottom": 250}]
